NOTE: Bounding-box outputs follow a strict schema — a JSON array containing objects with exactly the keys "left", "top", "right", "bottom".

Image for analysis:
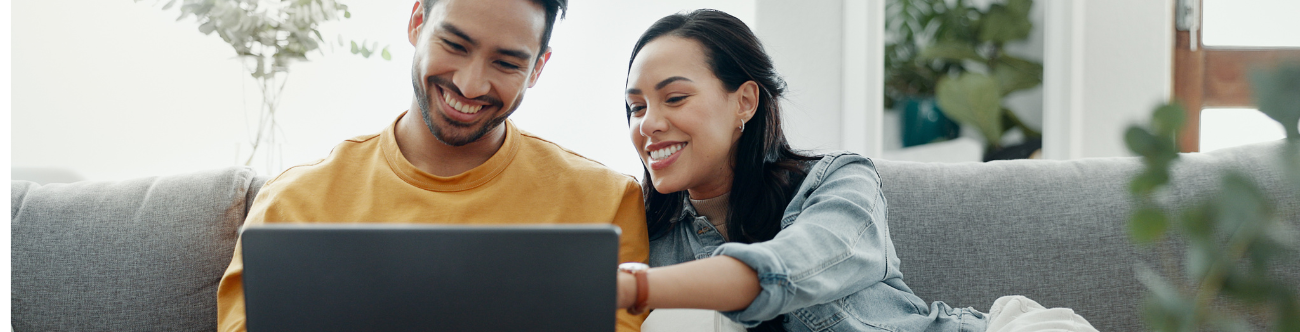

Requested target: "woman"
[{"left": 615, "top": 9, "right": 1097, "bottom": 332}]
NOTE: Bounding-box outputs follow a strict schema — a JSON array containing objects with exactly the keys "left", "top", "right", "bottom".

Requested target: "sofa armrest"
[{"left": 11, "top": 166, "right": 260, "bottom": 331}]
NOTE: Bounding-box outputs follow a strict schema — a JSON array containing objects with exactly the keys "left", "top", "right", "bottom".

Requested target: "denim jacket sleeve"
[{"left": 713, "top": 153, "right": 894, "bottom": 326}]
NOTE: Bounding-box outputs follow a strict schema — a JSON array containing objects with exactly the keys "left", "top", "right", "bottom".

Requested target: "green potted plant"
[
  {"left": 900, "top": 0, "right": 1043, "bottom": 161},
  {"left": 1126, "top": 63, "right": 1300, "bottom": 331},
  {"left": 884, "top": 0, "right": 969, "bottom": 148}
]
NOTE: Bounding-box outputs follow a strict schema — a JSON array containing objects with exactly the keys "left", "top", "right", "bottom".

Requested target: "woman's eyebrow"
[
  {"left": 655, "top": 76, "right": 692, "bottom": 90},
  {"left": 627, "top": 76, "right": 694, "bottom": 95}
]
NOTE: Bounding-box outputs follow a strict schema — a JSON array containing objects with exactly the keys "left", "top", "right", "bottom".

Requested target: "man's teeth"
[
  {"left": 444, "top": 92, "right": 483, "bottom": 114},
  {"left": 649, "top": 143, "right": 685, "bottom": 161}
]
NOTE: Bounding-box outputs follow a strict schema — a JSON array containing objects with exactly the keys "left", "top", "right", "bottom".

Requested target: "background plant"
[
  {"left": 138, "top": 0, "right": 389, "bottom": 169},
  {"left": 900, "top": 0, "right": 1042, "bottom": 151},
  {"left": 1126, "top": 63, "right": 1300, "bottom": 331},
  {"left": 883, "top": 0, "right": 973, "bottom": 109}
]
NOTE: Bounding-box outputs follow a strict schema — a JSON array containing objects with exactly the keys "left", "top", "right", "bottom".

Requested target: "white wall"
[
  {"left": 10, "top": 0, "right": 1183, "bottom": 185},
  {"left": 754, "top": 0, "right": 884, "bottom": 157},
  {"left": 1043, "top": 0, "right": 1174, "bottom": 159},
  {"left": 755, "top": 0, "right": 843, "bottom": 152},
  {"left": 11, "top": 0, "right": 756, "bottom": 181}
]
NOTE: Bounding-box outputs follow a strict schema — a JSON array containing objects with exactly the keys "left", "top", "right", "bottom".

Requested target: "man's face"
[{"left": 408, "top": 0, "right": 549, "bottom": 146}]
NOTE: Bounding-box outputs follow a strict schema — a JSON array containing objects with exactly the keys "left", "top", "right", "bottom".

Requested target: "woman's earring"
[{"left": 739, "top": 120, "right": 745, "bottom": 132}]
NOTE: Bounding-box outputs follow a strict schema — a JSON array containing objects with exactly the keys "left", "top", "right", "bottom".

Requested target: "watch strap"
[{"left": 629, "top": 269, "right": 649, "bottom": 315}]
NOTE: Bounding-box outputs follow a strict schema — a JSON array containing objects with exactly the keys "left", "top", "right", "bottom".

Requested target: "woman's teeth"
[
  {"left": 649, "top": 143, "right": 685, "bottom": 161},
  {"left": 444, "top": 92, "right": 483, "bottom": 114}
]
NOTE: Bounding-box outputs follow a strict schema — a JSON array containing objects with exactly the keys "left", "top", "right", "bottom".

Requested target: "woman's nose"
[{"left": 638, "top": 107, "right": 668, "bottom": 137}]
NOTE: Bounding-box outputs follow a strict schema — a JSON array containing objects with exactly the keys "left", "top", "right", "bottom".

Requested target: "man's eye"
[
  {"left": 497, "top": 61, "right": 521, "bottom": 70},
  {"left": 442, "top": 39, "right": 467, "bottom": 52}
]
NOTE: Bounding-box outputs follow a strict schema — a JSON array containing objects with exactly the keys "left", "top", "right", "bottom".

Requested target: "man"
[{"left": 215, "top": 0, "right": 649, "bottom": 331}]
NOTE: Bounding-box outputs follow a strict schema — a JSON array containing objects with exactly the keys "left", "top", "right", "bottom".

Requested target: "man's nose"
[{"left": 453, "top": 58, "right": 491, "bottom": 99}]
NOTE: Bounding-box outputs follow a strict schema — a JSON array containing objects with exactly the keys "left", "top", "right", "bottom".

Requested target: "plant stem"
[{"left": 1191, "top": 210, "right": 1266, "bottom": 326}]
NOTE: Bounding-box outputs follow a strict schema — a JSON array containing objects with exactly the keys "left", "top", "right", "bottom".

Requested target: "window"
[{"left": 1173, "top": 0, "right": 1300, "bottom": 152}]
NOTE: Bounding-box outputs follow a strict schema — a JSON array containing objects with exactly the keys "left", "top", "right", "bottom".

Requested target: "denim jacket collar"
[{"left": 673, "top": 194, "right": 701, "bottom": 224}]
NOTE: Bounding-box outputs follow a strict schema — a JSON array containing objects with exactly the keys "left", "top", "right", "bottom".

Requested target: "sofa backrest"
[
  {"left": 10, "top": 143, "right": 1297, "bottom": 331},
  {"left": 10, "top": 167, "right": 267, "bottom": 332},
  {"left": 876, "top": 140, "right": 1300, "bottom": 332}
]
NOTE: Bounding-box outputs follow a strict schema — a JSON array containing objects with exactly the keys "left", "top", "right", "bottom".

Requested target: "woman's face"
[{"left": 625, "top": 36, "right": 757, "bottom": 198}]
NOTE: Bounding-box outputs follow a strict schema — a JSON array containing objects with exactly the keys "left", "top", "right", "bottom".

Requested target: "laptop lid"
[{"left": 240, "top": 224, "right": 620, "bottom": 331}]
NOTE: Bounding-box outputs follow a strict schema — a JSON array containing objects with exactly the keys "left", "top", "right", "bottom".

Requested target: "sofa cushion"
[
  {"left": 11, "top": 166, "right": 264, "bottom": 332},
  {"left": 877, "top": 141, "right": 1300, "bottom": 332}
]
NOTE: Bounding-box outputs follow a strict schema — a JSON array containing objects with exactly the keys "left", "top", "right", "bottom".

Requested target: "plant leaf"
[
  {"left": 381, "top": 46, "right": 391, "bottom": 61},
  {"left": 993, "top": 55, "right": 1043, "bottom": 95},
  {"left": 936, "top": 73, "right": 1003, "bottom": 146},
  {"left": 1250, "top": 62, "right": 1300, "bottom": 139},
  {"left": 919, "top": 41, "right": 984, "bottom": 62},
  {"left": 1006, "top": 0, "right": 1033, "bottom": 16},
  {"left": 198, "top": 21, "right": 216, "bottom": 35},
  {"left": 979, "top": 4, "right": 1033, "bottom": 43},
  {"left": 1129, "top": 206, "right": 1168, "bottom": 243},
  {"left": 1151, "top": 103, "right": 1187, "bottom": 138}
]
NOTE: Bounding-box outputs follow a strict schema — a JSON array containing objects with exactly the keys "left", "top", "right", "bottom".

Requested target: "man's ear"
[
  {"left": 736, "top": 80, "right": 760, "bottom": 122},
  {"left": 408, "top": 1, "right": 424, "bottom": 46},
  {"left": 526, "top": 48, "right": 553, "bottom": 88}
]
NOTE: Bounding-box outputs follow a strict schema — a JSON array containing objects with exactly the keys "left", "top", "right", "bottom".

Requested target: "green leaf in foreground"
[
  {"left": 1250, "top": 63, "right": 1300, "bottom": 139},
  {"left": 1129, "top": 207, "right": 1168, "bottom": 244}
]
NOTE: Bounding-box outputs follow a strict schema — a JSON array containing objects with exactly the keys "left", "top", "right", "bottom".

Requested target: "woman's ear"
[
  {"left": 736, "top": 80, "right": 760, "bottom": 123},
  {"left": 408, "top": 1, "right": 424, "bottom": 46}
]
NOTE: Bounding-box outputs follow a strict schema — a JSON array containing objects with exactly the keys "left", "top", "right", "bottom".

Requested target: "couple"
[{"left": 217, "top": 0, "right": 1096, "bottom": 331}]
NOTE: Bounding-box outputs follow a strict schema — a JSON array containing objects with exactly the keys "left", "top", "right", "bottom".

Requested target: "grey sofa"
[{"left": 11, "top": 141, "right": 1298, "bottom": 331}]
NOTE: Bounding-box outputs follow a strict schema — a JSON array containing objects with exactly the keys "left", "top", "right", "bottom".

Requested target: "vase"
[{"left": 900, "top": 96, "right": 961, "bottom": 147}]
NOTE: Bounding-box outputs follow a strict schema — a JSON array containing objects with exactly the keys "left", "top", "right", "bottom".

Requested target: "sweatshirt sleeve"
[
  {"left": 612, "top": 178, "right": 650, "bottom": 332},
  {"left": 215, "top": 178, "right": 280, "bottom": 332}
]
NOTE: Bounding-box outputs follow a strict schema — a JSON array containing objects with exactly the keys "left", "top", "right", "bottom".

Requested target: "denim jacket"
[{"left": 648, "top": 152, "right": 987, "bottom": 332}]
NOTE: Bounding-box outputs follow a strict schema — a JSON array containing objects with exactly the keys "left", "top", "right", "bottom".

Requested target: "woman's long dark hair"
[{"left": 626, "top": 9, "right": 816, "bottom": 332}]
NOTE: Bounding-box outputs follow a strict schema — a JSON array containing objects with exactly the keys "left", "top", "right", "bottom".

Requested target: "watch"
[{"left": 618, "top": 262, "right": 650, "bottom": 315}]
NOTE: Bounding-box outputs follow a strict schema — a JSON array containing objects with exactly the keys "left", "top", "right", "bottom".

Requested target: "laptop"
[{"left": 240, "top": 224, "right": 621, "bottom": 331}]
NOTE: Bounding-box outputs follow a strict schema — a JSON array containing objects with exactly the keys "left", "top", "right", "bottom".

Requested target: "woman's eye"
[
  {"left": 628, "top": 105, "right": 646, "bottom": 115},
  {"left": 665, "top": 96, "right": 687, "bottom": 104}
]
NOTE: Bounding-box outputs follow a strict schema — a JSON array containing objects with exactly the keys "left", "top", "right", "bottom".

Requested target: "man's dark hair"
[{"left": 424, "top": 0, "right": 567, "bottom": 60}]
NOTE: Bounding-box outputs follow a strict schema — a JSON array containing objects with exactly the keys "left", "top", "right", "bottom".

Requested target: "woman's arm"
[
  {"left": 617, "top": 255, "right": 761, "bottom": 311},
  {"left": 619, "top": 154, "right": 891, "bottom": 326}
]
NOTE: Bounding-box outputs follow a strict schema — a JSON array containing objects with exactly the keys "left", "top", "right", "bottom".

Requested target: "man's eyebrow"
[
  {"left": 495, "top": 48, "right": 533, "bottom": 62},
  {"left": 440, "top": 22, "right": 533, "bottom": 61},
  {"left": 626, "top": 76, "right": 693, "bottom": 95},
  {"left": 439, "top": 23, "right": 477, "bottom": 47}
]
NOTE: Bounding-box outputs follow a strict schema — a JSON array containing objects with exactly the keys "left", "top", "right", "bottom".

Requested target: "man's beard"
[{"left": 411, "top": 67, "right": 521, "bottom": 147}]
